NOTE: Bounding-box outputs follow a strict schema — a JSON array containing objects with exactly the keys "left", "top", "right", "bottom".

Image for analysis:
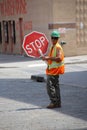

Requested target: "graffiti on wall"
[{"left": 0, "top": 0, "right": 27, "bottom": 16}]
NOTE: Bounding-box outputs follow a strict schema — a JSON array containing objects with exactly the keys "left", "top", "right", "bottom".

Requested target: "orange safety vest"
[{"left": 46, "top": 43, "right": 65, "bottom": 75}]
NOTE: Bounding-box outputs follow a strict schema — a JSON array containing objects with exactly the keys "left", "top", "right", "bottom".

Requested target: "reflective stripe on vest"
[{"left": 48, "top": 60, "right": 64, "bottom": 69}]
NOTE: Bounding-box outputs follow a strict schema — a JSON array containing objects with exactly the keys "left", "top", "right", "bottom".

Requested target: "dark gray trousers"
[{"left": 46, "top": 75, "right": 61, "bottom": 105}]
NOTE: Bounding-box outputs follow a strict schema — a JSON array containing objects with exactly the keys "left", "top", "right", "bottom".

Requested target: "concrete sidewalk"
[
  {"left": 0, "top": 80, "right": 87, "bottom": 130},
  {"left": 0, "top": 54, "right": 87, "bottom": 130},
  {"left": 30, "top": 55, "right": 87, "bottom": 84},
  {"left": 0, "top": 54, "right": 87, "bottom": 64},
  {"left": 65, "top": 55, "right": 87, "bottom": 64}
]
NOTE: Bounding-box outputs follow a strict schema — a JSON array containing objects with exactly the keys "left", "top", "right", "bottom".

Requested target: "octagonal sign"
[{"left": 22, "top": 31, "right": 49, "bottom": 58}]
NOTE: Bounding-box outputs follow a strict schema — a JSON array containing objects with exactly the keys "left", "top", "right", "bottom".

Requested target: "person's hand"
[
  {"left": 42, "top": 56, "right": 49, "bottom": 61},
  {"left": 42, "top": 56, "right": 46, "bottom": 61}
]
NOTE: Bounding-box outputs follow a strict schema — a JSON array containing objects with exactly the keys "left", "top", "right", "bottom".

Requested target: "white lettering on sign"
[
  {"left": 25, "top": 36, "right": 45, "bottom": 53},
  {"left": 39, "top": 36, "right": 45, "bottom": 45},
  {"left": 30, "top": 42, "right": 36, "bottom": 50},
  {"left": 35, "top": 39, "right": 42, "bottom": 49},
  {"left": 26, "top": 45, "right": 32, "bottom": 53}
]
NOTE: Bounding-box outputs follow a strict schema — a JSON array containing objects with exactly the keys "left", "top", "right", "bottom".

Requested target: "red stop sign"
[{"left": 22, "top": 31, "right": 49, "bottom": 58}]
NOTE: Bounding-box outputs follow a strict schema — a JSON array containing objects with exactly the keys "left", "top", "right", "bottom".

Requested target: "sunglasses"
[{"left": 51, "top": 37, "right": 58, "bottom": 40}]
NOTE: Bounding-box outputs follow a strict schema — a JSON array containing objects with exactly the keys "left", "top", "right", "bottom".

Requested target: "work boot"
[{"left": 46, "top": 103, "right": 61, "bottom": 109}]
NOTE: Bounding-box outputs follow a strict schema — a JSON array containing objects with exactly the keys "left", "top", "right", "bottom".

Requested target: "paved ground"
[{"left": 0, "top": 54, "right": 87, "bottom": 130}]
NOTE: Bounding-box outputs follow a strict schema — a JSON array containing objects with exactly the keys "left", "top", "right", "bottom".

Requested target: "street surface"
[{"left": 0, "top": 54, "right": 87, "bottom": 130}]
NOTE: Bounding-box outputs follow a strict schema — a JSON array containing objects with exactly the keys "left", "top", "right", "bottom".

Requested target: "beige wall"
[
  {"left": 52, "top": 0, "right": 77, "bottom": 56},
  {"left": 0, "top": 0, "right": 87, "bottom": 56},
  {"left": 53, "top": 0, "right": 76, "bottom": 22},
  {"left": 76, "top": 0, "right": 87, "bottom": 55}
]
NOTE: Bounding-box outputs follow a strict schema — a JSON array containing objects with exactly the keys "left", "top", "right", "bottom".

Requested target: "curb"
[{"left": 65, "top": 61, "right": 87, "bottom": 64}]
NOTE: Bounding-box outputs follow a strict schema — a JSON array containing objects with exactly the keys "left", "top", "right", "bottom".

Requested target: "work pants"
[{"left": 46, "top": 75, "right": 61, "bottom": 105}]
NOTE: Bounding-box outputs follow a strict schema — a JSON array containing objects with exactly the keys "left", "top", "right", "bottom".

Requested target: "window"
[
  {"left": 13, "top": 21, "right": 16, "bottom": 44},
  {"left": 3, "top": 21, "right": 9, "bottom": 43},
  {"left": 8, "top": 20, "right": 16, "bottom": 44},
  {"left": 0, "top": 22, "right": 2, "bottom": 44}
]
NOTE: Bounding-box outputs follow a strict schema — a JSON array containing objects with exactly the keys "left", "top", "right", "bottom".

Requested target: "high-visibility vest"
[{"left": 46, "top": 43, "right": 65, "bottom": 75}]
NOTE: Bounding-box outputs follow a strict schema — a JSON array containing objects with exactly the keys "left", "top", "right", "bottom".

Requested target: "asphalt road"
[{"left": 0, "top": 54, "right": 87, "bottom": 130}]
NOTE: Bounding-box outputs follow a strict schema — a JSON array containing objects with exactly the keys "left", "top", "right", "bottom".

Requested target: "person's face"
[{"left": 51, "top": 37, "right": 58, "bottom": 45}]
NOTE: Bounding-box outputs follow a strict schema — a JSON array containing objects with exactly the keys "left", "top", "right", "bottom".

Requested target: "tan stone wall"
[
  {"left": 53, "top": 0, "right": 76, "bottom": 22},
  {"left": 76, "top": 0, "right": 87, "bottom": 55},
  {"left": 27, "top": 0, "right": 53, "bottom": 35},
  {"left": 52, "top": 0, "right": 77, "bottom": 56},
  {"left": 0, "top": 0, "right": 53, "bottom": 55},
  {"left": 0, "top": 0, "right": 87, "bottom": 56}
]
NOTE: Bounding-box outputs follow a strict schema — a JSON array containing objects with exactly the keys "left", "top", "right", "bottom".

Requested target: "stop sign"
[{"left": 22, "top": 31, "right": 49, "bottom": 58}]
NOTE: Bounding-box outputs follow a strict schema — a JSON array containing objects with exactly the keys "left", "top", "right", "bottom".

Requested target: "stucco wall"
[{"left": 0, "top": 0, "right": 87, "bottom": 56}]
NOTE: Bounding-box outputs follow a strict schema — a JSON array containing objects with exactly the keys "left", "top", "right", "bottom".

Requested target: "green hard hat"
[{"left": 51, "top": 30, "right": 60, "bottom": 38}]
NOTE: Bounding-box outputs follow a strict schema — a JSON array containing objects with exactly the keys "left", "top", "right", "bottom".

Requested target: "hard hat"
[{"left": 51, "top": 30, "right": 60, "bottom": 38}]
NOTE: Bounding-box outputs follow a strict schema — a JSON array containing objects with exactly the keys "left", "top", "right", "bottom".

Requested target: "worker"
[{"left": 42, "top": 30, "right": 65, "bottom": 108}]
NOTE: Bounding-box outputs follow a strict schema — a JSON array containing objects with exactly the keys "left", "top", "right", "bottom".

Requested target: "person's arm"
[
  {"left": 42, "top": 48, "right": 62, "bottom": 62},
  {"left": 54, "top": 48, "right": 62, "bottom": 62}
]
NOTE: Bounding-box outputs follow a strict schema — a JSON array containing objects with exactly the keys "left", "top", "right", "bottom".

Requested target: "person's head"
[{"left": 51, "top": 30, "right": 60, "bottom": 45}]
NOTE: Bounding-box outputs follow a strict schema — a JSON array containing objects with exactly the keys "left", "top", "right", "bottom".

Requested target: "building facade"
[{"left": 0, "top": 0, "right": 87, "bottom": 56}]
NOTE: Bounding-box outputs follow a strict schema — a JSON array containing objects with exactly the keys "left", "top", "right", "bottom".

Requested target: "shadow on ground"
[
  {"left": 0, "top": 54, "right": 40, "bottom": 63},
  {"left": 0, "top": 71, "right": 87, "bottom": 122}
]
